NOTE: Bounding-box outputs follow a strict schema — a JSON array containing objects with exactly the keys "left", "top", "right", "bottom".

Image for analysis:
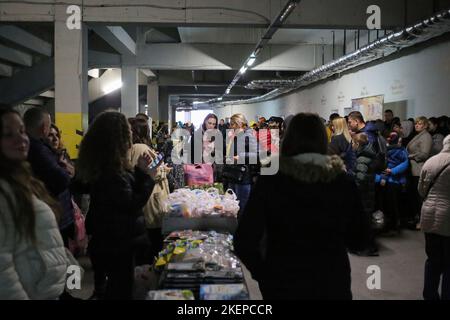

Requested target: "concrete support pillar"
[
  {"left": 121, "top": 60, "right": 139, "bottom": 118},
  {"left": 54, "top": 2, "right": 88, "bottom": 159},
  {"left": 159, "top": 88, "right": 169, "bottom": 123},
  {"left": 147, "top": 80, "right": 159, "bottom": 121}
]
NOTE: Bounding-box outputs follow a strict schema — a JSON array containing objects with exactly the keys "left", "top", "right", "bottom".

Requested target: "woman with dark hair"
[
  {"left": 186, "top": 113, "right": 221, "bottom": 186},
  {"left": 128, "top": 118, "right": 151, "bottom": 146},
  {"left": 128, "top": 117, "right": 170, "bottom": 265},
  {"left": 190, "top": 113, "right": 219, "bottom": 163},
  {"left": 47, "top": 123, "right": 75, "bottom": 178},
  {"left": 234, "top": 113, "right": 366, "bottom": 300},
  {"left": 73, "top": 111, "right": 157, "bottom": 300},
  {"left": 201, "top": 113, "right": 219, "bottom": 163},
  {"left": 0, "top": 108, "right": 69, "bottom": 299}
]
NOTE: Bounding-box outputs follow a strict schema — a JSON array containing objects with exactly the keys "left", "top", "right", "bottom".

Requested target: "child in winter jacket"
[
  {"left": 376, "top": 132, "right": 409, "bottom": 187},
  {"left": 375, "top": 132, "right": 409, "bottom": 233}
]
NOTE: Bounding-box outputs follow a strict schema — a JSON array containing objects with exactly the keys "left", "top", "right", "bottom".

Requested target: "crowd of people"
[{"left": 1, "top": 104, "right": 449, "bottom": 300}]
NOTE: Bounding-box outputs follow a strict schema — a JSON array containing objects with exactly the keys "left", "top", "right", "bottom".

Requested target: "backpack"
[{"left": 372, "top": 134, "right": 387, "bottom": 173}]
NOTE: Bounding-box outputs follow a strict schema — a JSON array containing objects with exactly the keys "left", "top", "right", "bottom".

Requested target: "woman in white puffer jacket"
[
  {"left": 418, "top": 134, "right": 450, "bottom": 300},
  {"left": 0, "top": 108, "right": 69, "bottom": 300}
]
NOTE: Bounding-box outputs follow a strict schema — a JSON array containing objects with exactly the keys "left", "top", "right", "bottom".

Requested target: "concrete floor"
[
  {"left": 70, "top": 230, "right": 426, "bottom": 300},
  {"left": 349, "top": 230, "right": 426, "bottom": 300}
]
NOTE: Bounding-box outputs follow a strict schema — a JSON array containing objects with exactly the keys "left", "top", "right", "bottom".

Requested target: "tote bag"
[{"left": 183, "top": 164, "right": 214, "bottom": 186}]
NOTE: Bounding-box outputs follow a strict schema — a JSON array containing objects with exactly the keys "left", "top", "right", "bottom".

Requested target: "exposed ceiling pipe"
[
  {"left": 211, "top": 0, "right": 301, "bottom": 103},
  {"left": 214, "top": 8, "right": 450, "bottom": 107}
]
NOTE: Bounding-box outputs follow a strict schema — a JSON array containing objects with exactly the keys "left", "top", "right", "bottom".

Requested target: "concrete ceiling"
[{"left": 1, "top": 0, "right": 447, "bottom": 107}]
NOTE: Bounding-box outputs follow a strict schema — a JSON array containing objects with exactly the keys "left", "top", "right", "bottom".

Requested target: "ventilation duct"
[{"left": 214, "top": 8, "right": 450, "bottom": 107}]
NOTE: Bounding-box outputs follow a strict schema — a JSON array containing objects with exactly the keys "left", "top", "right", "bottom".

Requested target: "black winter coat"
[
  {"left": 233, "top": 154, "right": 366, "bottom": 300},
  {"left": 328, "top": 134, "right": 356, "bottom": 175},
  {"left": 354, "top": 144, "right": 377, "bottom": 214},
  {"left": 27, "top": 136, "right": 74, "bottom": 230},
  {"left": 222, "top": 129, "right": 259, "bottom": 184},
  {"left": 73, "top": 168, "right": 155, "bottom": 252}
]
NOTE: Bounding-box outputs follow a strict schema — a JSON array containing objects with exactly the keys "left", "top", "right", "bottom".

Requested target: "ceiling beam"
[
  {"left": 0, "top": 62, "right": 13, "bottom": 77},
  {"left": 24, "top": 98, "right": 45, "bottom": 106},
  {"left": 90, "top": 25, "right": 136, "bottom": 56},
  {"left": 39, "top": 90, "right": 55, "bottom": 98},
  {"left": 140, "top": 68, "right": 157, "bottom": 78},
  {"left": 138, "top": 43, "right": 319, "bottom": 71},
  {"left": 0, "top": 26, "right": 52, "bottom": 57},
  {"left": 88, "top": 50, "right": 121, "bottom": 68},
  {"left": 0, "top": 43, "right": 33, "bottom": 67},
  {"left": 0, "top": 58, "right": 54, "bottom": 105},
  {"left": 1, "top": 0, "right": 434, "bottom": 29},
  {"left": 88, "top": 43, "right": 323, "bottom": 71},
  {"left": 88, "top": 68, "right": 121, "bottom": 103}
]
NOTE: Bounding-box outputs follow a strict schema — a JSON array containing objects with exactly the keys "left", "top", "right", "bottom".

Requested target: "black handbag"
[{"left": 222, "top": 164, "right": 247, "bottom": 183}]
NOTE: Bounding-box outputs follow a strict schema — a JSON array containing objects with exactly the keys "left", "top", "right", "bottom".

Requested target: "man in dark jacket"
[
  {"left": 24, "top": 107, "right": 75, "bottom": 247},
  {"left": 348, "top": 111, "right": 387, "bottom": 173},
  {"left": 348, "top": 111, "right": 378, "bottom": 145}
]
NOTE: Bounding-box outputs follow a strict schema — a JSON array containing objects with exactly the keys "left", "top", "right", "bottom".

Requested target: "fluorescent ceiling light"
[
  {"left": 193, "top": 101, "right": 202, "bottom": 105},
  {"left": 88, "top": 69, "right": 100, "bottom": 78},
  {"left": 239, "top": 66, "right": 248, "bottom": 74},
  {"left": 217, "top": 97, "right": 223, "bottom": 101},
  {"left": 226, "top": 89, "right": 231, "bottom": 94},
  {"left": 102, "top": 80, "right": 122, "bottom": 94},
  {"left": 247, "top": 58, "right": 256, "bottom": 67}
]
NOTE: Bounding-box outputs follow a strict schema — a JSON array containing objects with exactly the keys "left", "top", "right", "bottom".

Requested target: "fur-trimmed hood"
[{"left": 279, "top": 153, "right": 346, "bottom": 183}]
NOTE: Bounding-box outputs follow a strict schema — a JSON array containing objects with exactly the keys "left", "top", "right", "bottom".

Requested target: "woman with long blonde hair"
[
  {"left": 222, "top": 113, "right": 259, "bottom": 218},
  {"left": 328, "top": 117, "right": 356, "bottom": 175}
]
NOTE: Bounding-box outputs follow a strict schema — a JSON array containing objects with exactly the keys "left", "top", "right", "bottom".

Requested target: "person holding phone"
[
  {"left": 73, "top": 111, "right": 158, "bottom": 300},
  {"left": 128, "top": 117, "right": 170, "bottom": 265}
]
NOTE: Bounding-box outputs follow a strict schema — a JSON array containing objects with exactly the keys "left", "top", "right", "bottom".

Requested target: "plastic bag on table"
[{"left": 221, "top": 189, "right": 240, "bottom": 217}]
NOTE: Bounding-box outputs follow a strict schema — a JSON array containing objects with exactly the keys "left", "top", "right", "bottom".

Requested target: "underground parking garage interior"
[{"left": 1, "top": 0, "right": 450, "bottom": 304}]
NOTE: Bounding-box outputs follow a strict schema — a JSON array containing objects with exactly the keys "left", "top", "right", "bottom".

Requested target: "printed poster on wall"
[{"left": 351, "top": 95, "right": 384, "bottom": 121}]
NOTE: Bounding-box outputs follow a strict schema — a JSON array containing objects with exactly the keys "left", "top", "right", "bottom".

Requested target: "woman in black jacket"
[
  {"left": 73, "top": 111, "right": 157, "bottom": 300},
  {"left": 233, "top": 113, "right": 366, "bottom": 300}
]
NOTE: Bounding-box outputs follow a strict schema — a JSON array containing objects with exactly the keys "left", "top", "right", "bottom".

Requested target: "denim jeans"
[
  {"left": 227, "top": 183, "right": 252, "bottom": 219},
  {"left": 424, "top": 233, "right": 450, "bottom": 300}
]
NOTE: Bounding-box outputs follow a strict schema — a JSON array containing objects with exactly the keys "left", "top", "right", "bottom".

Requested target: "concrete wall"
[{"left": 216, "top": 35, "right": 450, "bottom": 122}]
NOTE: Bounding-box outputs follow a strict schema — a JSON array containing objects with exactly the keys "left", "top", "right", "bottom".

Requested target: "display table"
[{"left": 142, "top": 229, "right": 261, "bottom": 300}]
